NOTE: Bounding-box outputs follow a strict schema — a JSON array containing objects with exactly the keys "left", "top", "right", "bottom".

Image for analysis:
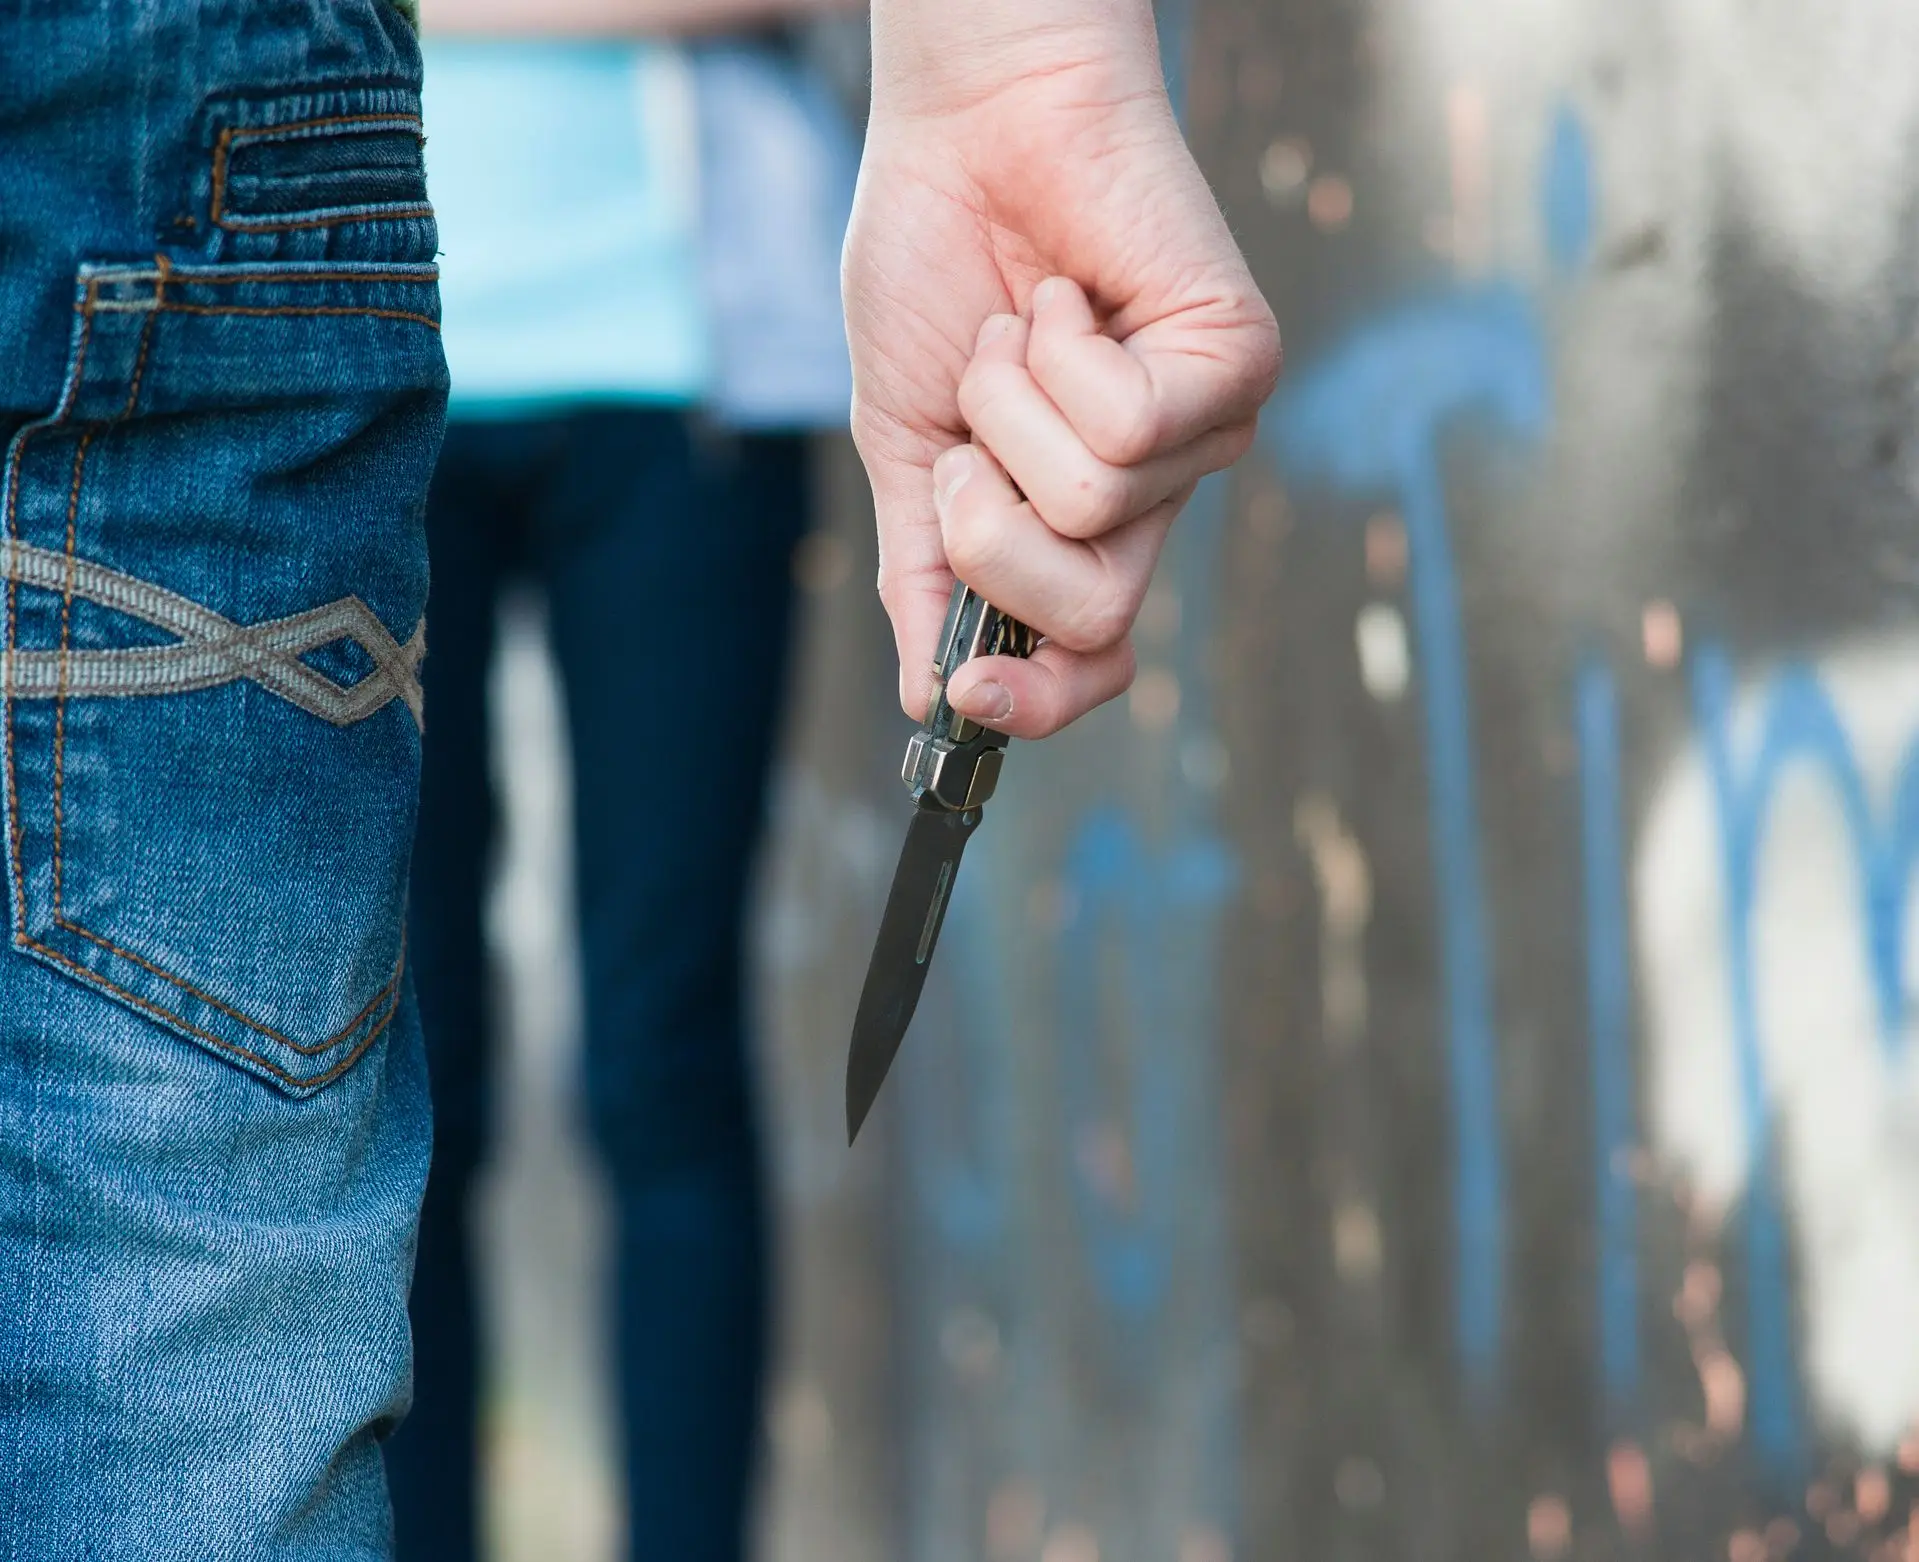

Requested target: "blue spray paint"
[
  {"left": 1575, "top": 654, "right": 1640, "bottom": 1418},
  {"left": 1269, "top": 283, "right": 1548, "bottom": 1389},
  {"left": 1542, "top": 106, "right": 1598, "bottom": 276},
  {"left": 1689, "top": 643, "right": 1919, "bottom": 1473},
  {"left": 907, "top": 861, "right": 1013, "bottom": 1262},
  {"left": 1056, "top": 807, "right": 1238, "bottom": 1328}
]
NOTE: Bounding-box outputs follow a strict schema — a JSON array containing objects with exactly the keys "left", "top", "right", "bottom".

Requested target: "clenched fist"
[{"left": 845, "top": 0, "right": 1281, "bottom": 738}]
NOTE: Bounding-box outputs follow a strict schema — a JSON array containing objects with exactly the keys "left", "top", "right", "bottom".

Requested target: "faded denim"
[{"left": 0, "top": 2, "right": 445, "bottom": 1556}]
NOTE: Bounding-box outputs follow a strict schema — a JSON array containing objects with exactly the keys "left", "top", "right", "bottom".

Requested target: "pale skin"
[
  {"left": 850, "top": 0, "right": 1280, "bottom": 738},
  {"left": 421, "top": 0, "right": 1280, "bottom": 739}
]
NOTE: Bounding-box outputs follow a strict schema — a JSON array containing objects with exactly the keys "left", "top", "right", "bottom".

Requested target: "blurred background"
[{"left": 411, "top": 1, "right": 1919, "bottom": 1559}]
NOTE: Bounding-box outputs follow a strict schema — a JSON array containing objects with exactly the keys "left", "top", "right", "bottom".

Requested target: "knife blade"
[
  {"left": 845, "top": 800, "right": 981, "bottom": 1142},
  {"left": 846, "top": 583, "right": 1036, "bottom": 1143}
]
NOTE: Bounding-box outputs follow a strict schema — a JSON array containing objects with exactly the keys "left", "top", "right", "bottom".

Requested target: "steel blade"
[{"left": 846, "top": 800, "right": 982, "bottom": 1143}]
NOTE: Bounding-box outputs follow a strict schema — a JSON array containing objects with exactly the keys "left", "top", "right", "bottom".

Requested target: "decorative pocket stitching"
[{"left": 1, "top": 258, "right": 434, "bottom": 1088}]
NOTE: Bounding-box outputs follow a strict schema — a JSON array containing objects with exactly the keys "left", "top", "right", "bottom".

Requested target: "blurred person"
[
  {"left": 0, "top": 0, "right": 1274, "bottom": 1556},
  {"left": 382, "top": 7, "right": 862, "bottom": 1561}
]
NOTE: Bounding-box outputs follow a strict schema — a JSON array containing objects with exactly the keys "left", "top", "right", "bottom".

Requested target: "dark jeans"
[{"left": 386, "top": 408, "right": 809, "bottom": 1562}]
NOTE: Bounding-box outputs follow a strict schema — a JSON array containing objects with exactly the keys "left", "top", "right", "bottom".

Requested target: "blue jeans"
[
  {"left": 386, "top": 411, "right": 809, "bottom": 1562},
  {"left": 0, "top": 4, "right": 445, "bottom": 1557}
]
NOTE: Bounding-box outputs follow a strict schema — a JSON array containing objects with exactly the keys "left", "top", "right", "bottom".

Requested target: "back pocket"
[{"left": 1, "top": 259, "right": 445, "bottom": 1094}]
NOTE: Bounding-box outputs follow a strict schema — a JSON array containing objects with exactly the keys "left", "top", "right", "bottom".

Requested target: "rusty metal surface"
[{"left": 756, "top": 1, "right": 1919, "bottom": 1559}]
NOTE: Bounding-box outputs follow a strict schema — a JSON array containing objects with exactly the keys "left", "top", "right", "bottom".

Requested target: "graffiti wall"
[{"left": 757, "top": 1, "right": 1919, "bottom": 1558}]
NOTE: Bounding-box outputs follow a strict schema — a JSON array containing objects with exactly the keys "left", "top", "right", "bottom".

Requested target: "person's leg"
[
  {"left": 0, "top": 4, "right": 446, "bottom": 1558},
  {"left": 539, "top": 409, "right": 811, "bottom": 1562},
  {"left": 0, "top": 4, "right": 445, "bottom": 1559},
  {"left": 384, "top": 419, "right": 551, "bottom": 1562}
]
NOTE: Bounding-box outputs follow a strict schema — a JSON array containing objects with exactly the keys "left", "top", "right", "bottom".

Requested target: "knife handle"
[{"left": 901, "top": 583, "right": 1037, "bottom": 810}]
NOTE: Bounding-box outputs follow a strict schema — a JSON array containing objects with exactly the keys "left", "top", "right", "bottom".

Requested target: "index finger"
[{"left": 853, "top": 399, "right": 963, "bottom": 720}]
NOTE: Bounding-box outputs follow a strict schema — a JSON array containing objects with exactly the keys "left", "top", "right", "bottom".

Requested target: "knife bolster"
[{"left": 902, "top": 731, "right": 1007, "bottom": 810}]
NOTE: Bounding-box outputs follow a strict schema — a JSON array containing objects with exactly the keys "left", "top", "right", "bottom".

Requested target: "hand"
[{"left": 844, "top": 6, "right": 1280, "bottom": 739}]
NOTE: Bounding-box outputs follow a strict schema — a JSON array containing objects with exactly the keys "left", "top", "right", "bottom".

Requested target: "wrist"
[{"left": 869, "top": 0, "right": 1163, "bottom": 118}]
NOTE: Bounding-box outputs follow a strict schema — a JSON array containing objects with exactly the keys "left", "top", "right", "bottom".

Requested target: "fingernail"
[
  {"left": 975, "top": 313, "right": 1019, "bottom": 350},
  {"left": 955, "top": 680, "right": 1013, "bottom": 721},
  {"left": 1033, "top": 278, "right": 1065, "bottom": 315},
  {"left": 933, "top": 445, "right": 977, "bottom": 512}
]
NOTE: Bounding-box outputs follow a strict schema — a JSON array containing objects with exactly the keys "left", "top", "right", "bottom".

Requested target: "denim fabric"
[
  {"left": 385, "top": 410, "right": 809, "bottom": 1562},
  {"left": 0, "top": 3, "right": 445, "bottom": 1557}
]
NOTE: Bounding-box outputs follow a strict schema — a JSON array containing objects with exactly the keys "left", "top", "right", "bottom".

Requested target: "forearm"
[
  {"left": 420, "top": 0, "right": 860, "bottom": 37},
  {"left": 869, "top": 0, "right": 1163, "bottom": 114}
]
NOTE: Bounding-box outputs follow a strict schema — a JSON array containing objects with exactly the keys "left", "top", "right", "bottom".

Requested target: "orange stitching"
[
  {"left": 157, "top": 302, "right": 439, "bottom": 331},
  {"left": 209, "top": 126, "right": 234, "bottom": 228},
  {"left": 55, "top": 917, "right": 402, "bottom": 1054},
  {"left": 213, "top": 115, "right": 424, "bottom": 219},
  {"left": 18, "top": 931, "right": 397, "bottom": 1090},
  {"left": 52, "top": 301, "right": 159, "bottom": 916},
  {"left": 211, "top": 113, "right": 427, "bottom": 234}
]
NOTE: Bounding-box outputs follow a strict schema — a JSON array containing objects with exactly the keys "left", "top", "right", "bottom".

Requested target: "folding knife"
[{"left": 845, "top": 582, "right": 1037, "bottom": 1143}]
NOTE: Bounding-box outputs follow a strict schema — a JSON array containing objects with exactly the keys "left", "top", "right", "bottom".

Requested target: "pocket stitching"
[
  {"left": 160, "top": 301, "right": 440, "bottom": 331},
  {"left": 53, "top": 286, "right": 157, "bottom": 917},
  {"left": 13, "top": 935, "right": 398, "bottom": 1090},
  {"left": 210, "top": 113, "right": 432, "bottom": 234},
  {"left": 5, "top": 261, "right": 417, "bottom": 1086}
]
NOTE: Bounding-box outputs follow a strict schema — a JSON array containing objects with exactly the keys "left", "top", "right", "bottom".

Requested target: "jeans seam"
[
  {"left": 53, "top": 920, "right": 405, "bottom": 1055},
  {"left": 10, "top": 933, "right": 399, "bottom": 1088},
  {"left": 4, "top": 307, "right": 92, "bottom": 946},
  {"left": 157, "top": 301, "right": 440, "bottom": 330},
  {"left": 54, "top": 271, "right": 160, "bottom": 918},
  {"left": 210, "top": 112, "right": 430, "bottom": 233}
]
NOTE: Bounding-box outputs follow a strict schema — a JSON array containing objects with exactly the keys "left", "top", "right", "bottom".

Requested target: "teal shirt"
[{"left": 422, "top": 42, "right": 711, "bottom": 415}]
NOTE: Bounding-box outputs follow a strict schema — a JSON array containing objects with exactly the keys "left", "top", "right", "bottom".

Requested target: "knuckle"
[
  {"left": 1057, "top": 592, "right": 1131, "bottom": 655},
  {"left": 1021, "top": 677, "right": 1069, "bottom": 739},
  {"left": 876, "top": 575, "right": 920, "bottom": 629},
  {"left": 1046, "top": 461, "right": 1130, "bottom": 541},
  {"left": 898, "top": 674, "right": 927, "bottom": 721},
  {"left": 1026, "top": 324, "right": 1076, "bottom": 392},
  {"left": 956, "top": 359, "right": 1023, "bottom": 432},
  {"left": 1243, "top": 312, "right": 1285, "bottom": 405},
  {"left": 1091, "top": 396, "right": 1162, "bottom": 468},
  {"left": 940, "top": 500, "right": 1003, "bottom": 582}
]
